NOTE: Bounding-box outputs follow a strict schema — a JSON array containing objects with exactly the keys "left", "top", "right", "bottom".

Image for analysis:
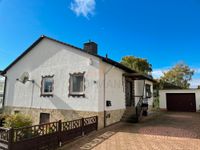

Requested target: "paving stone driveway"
[{"left": 60, "top": 111, "right": 200, "bottom": 150}]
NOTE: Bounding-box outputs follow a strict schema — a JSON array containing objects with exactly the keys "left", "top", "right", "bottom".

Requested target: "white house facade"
[
  {"left": 1, "top": 36, "right": 154, "bottom": 129},
  {"left": 0, "top": 79, "right": 4, "bottom": 109}
]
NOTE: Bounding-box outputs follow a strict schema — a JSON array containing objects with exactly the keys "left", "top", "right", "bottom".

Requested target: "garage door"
[{"left": 166, "top": 93, "right": 196, "bottom": 112}]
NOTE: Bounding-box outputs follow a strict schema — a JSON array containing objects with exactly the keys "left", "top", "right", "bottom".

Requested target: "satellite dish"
[{"left": 19, "top": 72, "right": 29, "bottom": 84}]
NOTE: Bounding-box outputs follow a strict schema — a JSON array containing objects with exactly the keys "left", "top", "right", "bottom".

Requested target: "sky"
[{"left": 0, "top": 0, "right": 200, "bottom": 87}]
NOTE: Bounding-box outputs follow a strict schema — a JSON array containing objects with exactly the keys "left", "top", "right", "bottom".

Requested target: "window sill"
[
  {"left": 146, "top": 96, "right": 152, "bottom": 98},
  {"left": 68, "top": 93, "right": 85, "bottom": 98},
  {"left": 40, "top": 94, "right": 53, "bottom": 97}
]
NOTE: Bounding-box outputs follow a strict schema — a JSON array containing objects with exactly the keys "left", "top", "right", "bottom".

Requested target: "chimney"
[{"left": 84, "top": 41, "right": 98, "bottom": 55}]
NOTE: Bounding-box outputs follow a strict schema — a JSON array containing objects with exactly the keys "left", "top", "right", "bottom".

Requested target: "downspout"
[
  {"left": 143, "top": 80, "right": 146, "bottom": 98},
  {"left": 103, "top": 66, "right": 115, "bottom": 128}
]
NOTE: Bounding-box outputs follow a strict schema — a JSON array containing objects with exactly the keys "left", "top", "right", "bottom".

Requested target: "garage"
[
  {"left": 159, "top": 89, "right": 200, "bottom": 112},
  {"left": 166, "top": 93, "right": 196, "bottom": 112}
]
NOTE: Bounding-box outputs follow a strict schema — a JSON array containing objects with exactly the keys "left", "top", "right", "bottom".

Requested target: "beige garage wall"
[{"left": 159, "top": 89, "right": 200, "bottom": 111}]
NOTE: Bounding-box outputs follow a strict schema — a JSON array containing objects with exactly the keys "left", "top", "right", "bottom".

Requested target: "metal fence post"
[
  {"left": 96, "top": 116, "right": 98, "bottom": 130},
  {"left": 81, "top": 118, "right": 84, "bottom": 136},
  {"left": 8, "top": 128, "right": 13, "bottom": 150},
  {"left": 58, "top": 120, "right": 62, "bottom": 147}
]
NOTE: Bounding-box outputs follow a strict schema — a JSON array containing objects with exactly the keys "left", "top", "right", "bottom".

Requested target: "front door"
[{"left": 126, "top": 81, "right": 132, "bottom": 106}]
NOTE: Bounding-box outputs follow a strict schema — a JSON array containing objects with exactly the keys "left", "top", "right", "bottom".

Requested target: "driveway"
[{"left": 59, "top": 111, "right": 200, "bottom": 150}]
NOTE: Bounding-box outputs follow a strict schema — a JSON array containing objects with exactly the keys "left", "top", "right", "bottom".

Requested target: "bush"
[
  {"left": 4, "top": 113, "right": 33, "bottom": 128},
  {"left": 0, "top": 114, "right": 9, "bottom": 127},
  {"left": 152, "top": 97, "right": 160, "bottom": 111}
]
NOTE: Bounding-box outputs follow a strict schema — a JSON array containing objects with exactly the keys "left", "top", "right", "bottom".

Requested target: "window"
[
  {"left": 146, "top": 84, "right": 152, "bottom": 98},
  {"left": 69, "top": 72, "right": 85, "bottom": 97},
  {"left": 0, "top": 94, "right": 3, "bottom": 104},
  {"left": 39, "top": 113, "right": 50, "bottom": 124},
  {"left": 14, "top": 110, "right": 20, "bottom": 114},
  {"left": 41, "top": 76, "right": 54, "bottom": 97},
  {"left": 0, "top": 82, "right": 4, "bottom": 92}
]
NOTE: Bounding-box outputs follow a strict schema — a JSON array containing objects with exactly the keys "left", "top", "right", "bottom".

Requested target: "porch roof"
[{"left": 123, "top": 73, "right": 156, "bottom": 83}]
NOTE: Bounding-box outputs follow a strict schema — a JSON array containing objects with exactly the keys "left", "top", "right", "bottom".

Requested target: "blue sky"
[{"left": 0, "top": 0, "right": 200, "bottom": 87}]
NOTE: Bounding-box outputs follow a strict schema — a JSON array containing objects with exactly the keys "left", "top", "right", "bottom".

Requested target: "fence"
[
  {"left": 0, "top": 116, "right": 98, "bottom": 150},
  {"left": 0, "top": 127, "right": 9, "bottom": 150}
]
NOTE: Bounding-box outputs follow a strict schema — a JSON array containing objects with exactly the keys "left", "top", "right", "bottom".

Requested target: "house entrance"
[{"left": 125, "top": 80, "right": 133, "bottom": 107}]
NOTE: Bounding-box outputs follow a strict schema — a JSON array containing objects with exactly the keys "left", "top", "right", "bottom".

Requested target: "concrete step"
[
  {"left": 121, "top": 115, "right": 139, "bottom": 123},
  {"left": 122, "top": 111, "right": 136, "bottom": 117},
  {"left": 121, "top": 107, "right": 137, "bottom": 122}
]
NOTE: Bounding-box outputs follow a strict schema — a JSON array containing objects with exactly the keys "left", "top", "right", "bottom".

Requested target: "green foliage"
[
  {"left": 160, "top": 63, "right": 194, "bottom": 89},
  {"left": 120, "top": 56, "right": 152, "bottom": 74},
  {"left": 152, "top": 97, "right": 160, "bottom": 111},
  {"left": 0, "top": 114, "right": 9, "bottom": 120},
  {"left": 4, "top": 113, "right": 33, "bottom": 128}
]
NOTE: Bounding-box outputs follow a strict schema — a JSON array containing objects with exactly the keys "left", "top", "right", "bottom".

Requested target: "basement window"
[
  {"left": 69, "top": 72, "right": 85, "bottom": 97},
  {"left": 39, "top": 113, "right": 50, "bottom": 124},
  {"left": 41, "top": 76, "right": 54, "bottom": 97},
  {"left": 14, "top": 110, "right": 20, "bottom": 114}
]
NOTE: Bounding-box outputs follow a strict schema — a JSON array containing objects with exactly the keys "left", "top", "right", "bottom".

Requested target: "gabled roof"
[{"left": 2, "top": 35, "right": 136, "bottom": 75}]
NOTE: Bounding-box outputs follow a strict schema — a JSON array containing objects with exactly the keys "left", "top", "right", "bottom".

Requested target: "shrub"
[
  {"left": 152, "top": 97, "right": 160, "bottom": 111},
  {"left": 0, "top": 114, "right": 9, "bottom": 127},
  {"left": 4, "top": 113, "right": 33, "bottom": 128}
]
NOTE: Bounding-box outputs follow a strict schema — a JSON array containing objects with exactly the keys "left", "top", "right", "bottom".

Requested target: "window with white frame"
[
  {"left": 41, "top": 76, "right": 54, "bottom": 96},
  {"left": 145, "top": 84, "right": 152, "bottom": 98},
  {"left": 0, "top": 82, "right": 4, "bottom": 92},
  {"left": 0, "top": 94, "right": 3, "bottom": 105},
  {"left": 69, "top": 72, "right": 85, "bottom": 96}
]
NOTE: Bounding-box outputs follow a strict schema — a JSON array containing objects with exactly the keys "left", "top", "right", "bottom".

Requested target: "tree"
[
  {"left": 160, "top": 63, "right": 194, "bottom": 89},
  {"left": 120, "top": 56, "right": 152, "bottom": 74}
]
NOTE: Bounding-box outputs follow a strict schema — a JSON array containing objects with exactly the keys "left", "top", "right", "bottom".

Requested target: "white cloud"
[
  {"left": 193, "top": 68, "right": 200, "bottom": 74},
  {"left": 152, "top": 68, "right": 169, "bottom": 79},
  {"left": 70, "top": 0, "right": 96, "bottom": 18},
  {"left": 189, "top": 79, "right": 200, "bottom": 88}
]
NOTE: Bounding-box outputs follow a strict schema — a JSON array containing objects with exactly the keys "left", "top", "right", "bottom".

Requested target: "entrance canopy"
[{"left": 123, "top": 73, "right": 156, "bottom": 83}]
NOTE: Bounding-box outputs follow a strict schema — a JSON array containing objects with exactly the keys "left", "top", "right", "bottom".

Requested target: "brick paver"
[{"left": 59, "top": 112, "right": 200, "bottom": 150}]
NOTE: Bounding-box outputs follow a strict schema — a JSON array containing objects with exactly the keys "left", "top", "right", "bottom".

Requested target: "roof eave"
[
  {"left": 2, "top": 36, "right": 44, "bottom": 75},
  {"left": 123, "top": 73, "right": 156, "bottom": 83},
  {"left": 101, "top": 57, "right": 136, "bottom": 73}
]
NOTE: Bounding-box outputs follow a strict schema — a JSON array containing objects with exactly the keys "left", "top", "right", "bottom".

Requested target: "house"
[
  {"left": 160, "top": 89, "right": 200, "bottom": 112},
  {"left": 0, "top": 35, "right": 154, "bottom": 129},
  {"left": 0, "top": 75, "right": 4, "bottom": 109}
]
